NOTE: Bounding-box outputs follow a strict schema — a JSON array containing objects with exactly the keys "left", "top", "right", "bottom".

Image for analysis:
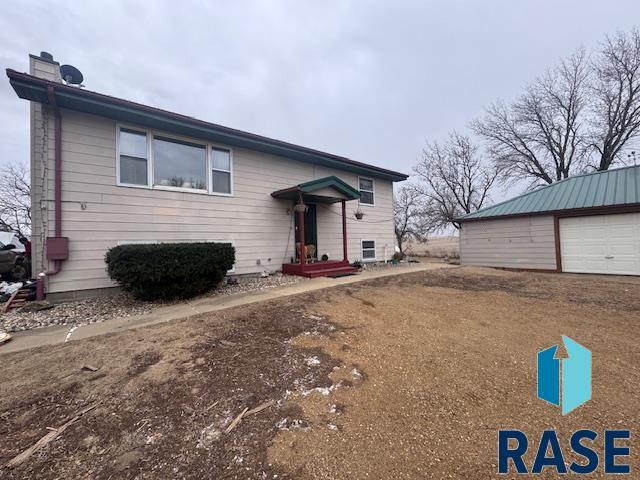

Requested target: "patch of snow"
[
  {"left": 305, "top": 356, "right": 321, "bottom": 366},
  {"left": 196, "top": 423, "right": 223, "bottom": 449},
  {"left": 301, "top": 382, "right": 341, "bottom": 397},
  {"left": 276, "top": 418, "right": 310, "bottom": 432}
]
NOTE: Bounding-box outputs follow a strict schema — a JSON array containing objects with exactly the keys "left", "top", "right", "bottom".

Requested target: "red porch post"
[
  {"left": 297, "top": 194, "right": 306, "bottom": 266},
  {"left": 341, "top": 200, "right": 348, "bottom": 262}
]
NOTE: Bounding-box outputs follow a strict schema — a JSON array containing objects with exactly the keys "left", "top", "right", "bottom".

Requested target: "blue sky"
[{"left": 1, "top": 0, "right": 639, "bottom": 203}]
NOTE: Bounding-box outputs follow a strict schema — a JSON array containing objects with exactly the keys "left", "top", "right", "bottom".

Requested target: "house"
[
  {"left": 458, "top": 165, "right": 640, "bottom": 276},
  {"left": 6, "top": 52, "right": 407, "bottom": 299}
]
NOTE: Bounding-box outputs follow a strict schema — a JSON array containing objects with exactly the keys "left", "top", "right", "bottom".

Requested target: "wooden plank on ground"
[
  {"left": 224, "top": 407, "right": 249, "bottom": 434},
  {"left": 5, "top": 403, "right": 98, "bottom": 469},
  {"left": 2, "top": 289, "right": 21, "bottom": 313}
]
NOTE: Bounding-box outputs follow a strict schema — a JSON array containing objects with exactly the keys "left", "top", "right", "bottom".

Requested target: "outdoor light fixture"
[{"left": 293, "top": 203, "right": 308, "bottom": 213}]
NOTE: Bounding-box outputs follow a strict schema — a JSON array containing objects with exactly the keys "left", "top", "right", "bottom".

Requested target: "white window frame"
[
  {"left": 116, "top": 123, "right": 234, "bottom": 197},
  {"left": 117, "top": 240, "right": 160, "bottom": 246},
  {"left": 116, "top": 127, "right": 152, "bottom": 188},
  {"left": 358, "top": 176, "right": 375, "bottom": 206},
  {"left": 361, "top": 239, "right": 377, "bottom": 262},
  {"left": 151, "top": 133, "right": 209, "bottom": 194},
  {"left": 210, "top": 147, "right": 234, "bottom": 196}
]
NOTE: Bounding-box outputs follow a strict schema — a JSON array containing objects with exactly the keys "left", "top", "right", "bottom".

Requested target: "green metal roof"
[
  {"left": 459, "top": 165, "right": 640, "bottom": 221},
  {"left": 271, "top": 176, "right": 361, "bottom": 203}
]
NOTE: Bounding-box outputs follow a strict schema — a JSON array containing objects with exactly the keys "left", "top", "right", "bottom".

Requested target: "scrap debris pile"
[{"left": 0, "top": 281, "right": 35, "bottom": 304}]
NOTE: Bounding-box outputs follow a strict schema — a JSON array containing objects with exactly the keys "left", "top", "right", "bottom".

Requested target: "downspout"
[{"left": 36, "top": 86, "right": 63, "bottom": 299}]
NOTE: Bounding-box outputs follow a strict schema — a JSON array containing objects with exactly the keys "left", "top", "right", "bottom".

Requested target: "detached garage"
[{"left": 458, "top": 165, "right": 640, "bottom": 275}]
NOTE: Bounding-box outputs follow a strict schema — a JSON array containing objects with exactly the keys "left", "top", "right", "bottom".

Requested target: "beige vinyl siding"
[
  {"left": 34, "top": 109, "right": 396, "bottom": 294},
  {"left": 460, "top": 216, "right": 557, "bottom": 270},
  {"left": 29, "top": 55, "right": 63, "bottom": 280}
]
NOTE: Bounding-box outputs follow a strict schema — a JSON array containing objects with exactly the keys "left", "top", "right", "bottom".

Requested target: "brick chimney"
[{"left": 29, "top": 51, "right": 62, "bottom": 82}]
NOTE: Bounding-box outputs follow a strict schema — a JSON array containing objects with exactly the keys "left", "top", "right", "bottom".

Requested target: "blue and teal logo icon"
[
  {"left": 498, "top": 337, "right": 630, "bottom": 474},
  {"left": 537, "top": 335, "right": 591, "bottom": 415}
]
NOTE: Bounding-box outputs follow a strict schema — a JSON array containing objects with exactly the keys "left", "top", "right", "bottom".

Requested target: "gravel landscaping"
[
  {"left": 0, "top": 273, "right": 303, "bottom": 333},
  {"left": 0, "top": 263, "right": 421, "bottom": 333}
]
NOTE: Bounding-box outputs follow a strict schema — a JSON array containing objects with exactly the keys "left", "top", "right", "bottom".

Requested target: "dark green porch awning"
[{"left": 271, "top": 176, "right": 361, "bottom": 203}]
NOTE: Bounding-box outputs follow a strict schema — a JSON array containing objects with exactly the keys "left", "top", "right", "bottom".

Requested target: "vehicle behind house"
[
  {"left": 0, "top": 232, "right": 25, "bottom": 253},
  {"left": 0, "top": 241, "right": 31, "bottom": 281}
]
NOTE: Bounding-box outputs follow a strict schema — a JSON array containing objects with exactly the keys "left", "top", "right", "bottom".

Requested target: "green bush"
[{"left": 105, "top": 242, "right": 235, "bottom": 300}]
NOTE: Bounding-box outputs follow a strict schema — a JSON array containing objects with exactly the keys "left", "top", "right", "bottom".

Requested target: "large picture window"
[
  {"left": 359, "top": 177, "right": 375, "bottom": 205},
  {"left": 118, "top": 129, "right": 148, "bottom": 186},
  {"left": 117, "top": 126, "right": 233, "bottom": 195},
  {"left": 153, "top": 136, "right": 207, "bottom": 190}
]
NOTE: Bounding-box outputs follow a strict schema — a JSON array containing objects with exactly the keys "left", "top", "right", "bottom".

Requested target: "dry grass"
[
  {"left": 405, "top": 235, "right": 459, "bottom": 257},
  {"left": 268, "top": 267, "right": 640, "bottom": 479},
  {"left": 1, "top": 267, "right": 638, "bottom": 479}
]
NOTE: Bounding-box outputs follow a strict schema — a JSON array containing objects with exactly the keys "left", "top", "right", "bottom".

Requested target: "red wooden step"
[{"left": 299, "top": 266, "right": 358, "bottom": 278}]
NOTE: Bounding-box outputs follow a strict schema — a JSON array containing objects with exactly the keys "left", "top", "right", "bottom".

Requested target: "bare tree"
[
  {"left": 472, "top": 49, "right": 590, "bottom": 187},
  {"left": 0, "top": 162, "right": 31, "bottom": 237},
  {"left": 590, "top": 29, "right": 640, "bottom": 171},
  {"left": 393, "top": 184, "right": 435, "bottom": 254},
  {"left": 414, "top": 132, "right": 498, "bottom": 230}
]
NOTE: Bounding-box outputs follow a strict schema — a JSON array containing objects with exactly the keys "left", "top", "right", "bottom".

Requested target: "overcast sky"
[{"left": 1, "top": 0, "right": 639, "bottom": 202}]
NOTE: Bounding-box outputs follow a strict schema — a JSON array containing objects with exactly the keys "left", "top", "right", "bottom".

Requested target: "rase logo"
[
  {"left": 538, "top": 335, "right": 591, "bottom": 415},
  {"left": 497, "top": 336, "right": 632, "bottom": 475},
  {"left": 537, "top": 335, "right": 591, "bottom": 415}
]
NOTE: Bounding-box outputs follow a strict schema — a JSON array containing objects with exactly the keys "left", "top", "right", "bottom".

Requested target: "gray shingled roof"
[{"left": 459, "top": 165, "right": 640, "bottom": 221}]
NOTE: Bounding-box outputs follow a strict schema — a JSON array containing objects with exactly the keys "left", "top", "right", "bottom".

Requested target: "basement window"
[
  {"left": 361, "top": 240, "right": 376, "bottom": 261},
  {"left": 118, "top": 129, "right": 149, "bottom": 186}
]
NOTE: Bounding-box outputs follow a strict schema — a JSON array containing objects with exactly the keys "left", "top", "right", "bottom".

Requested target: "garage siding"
[{"left": 460, "top": 216, "right": 557, "bottom": 270}]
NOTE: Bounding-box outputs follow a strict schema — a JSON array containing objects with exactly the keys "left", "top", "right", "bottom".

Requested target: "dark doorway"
[{"left": 294, "top": 202, "right": 317, "bottom": 259}]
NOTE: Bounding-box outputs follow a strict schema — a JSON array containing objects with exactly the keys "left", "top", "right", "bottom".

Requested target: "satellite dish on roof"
[{"left": 60, "top": 64, "right": 84, "bottom": 85}]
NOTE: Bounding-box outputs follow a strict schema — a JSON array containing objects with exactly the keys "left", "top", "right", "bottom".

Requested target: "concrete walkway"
[{"left": 1, "top": 263, "right": 452, "bottom": 354}]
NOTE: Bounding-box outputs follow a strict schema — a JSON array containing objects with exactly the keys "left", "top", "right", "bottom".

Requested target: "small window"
[
  {"left": 119, "top": 129, "right": 148, "bottom": 186},
  {"left": 117, "top": 240, "right": 159, "bottom": 246},
  {"left": 153, "top": 136, "right": 207, "bottom": 190},
  {"left": 362, "top": 240, "right": 376, "bottom": 261},
  {"left": 211, "top": 148, "right": 232, "bottom": 194},
  {"left": 359, "top": 177, "right": 374, "bottom": 205}
]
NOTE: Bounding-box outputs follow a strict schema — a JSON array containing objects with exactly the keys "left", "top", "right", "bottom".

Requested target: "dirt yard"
[{"left": 1, "top": 267, "right": 638, "bottom": 479}]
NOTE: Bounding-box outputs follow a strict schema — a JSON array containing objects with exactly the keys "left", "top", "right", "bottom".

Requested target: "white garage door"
[{"left": 560, "top": 213, "right": 640, "bottom": 275}]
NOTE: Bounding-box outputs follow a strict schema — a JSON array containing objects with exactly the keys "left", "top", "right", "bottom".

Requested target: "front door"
[{"left": 294, "top": 203, "right": 318, "bottom": 259}]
